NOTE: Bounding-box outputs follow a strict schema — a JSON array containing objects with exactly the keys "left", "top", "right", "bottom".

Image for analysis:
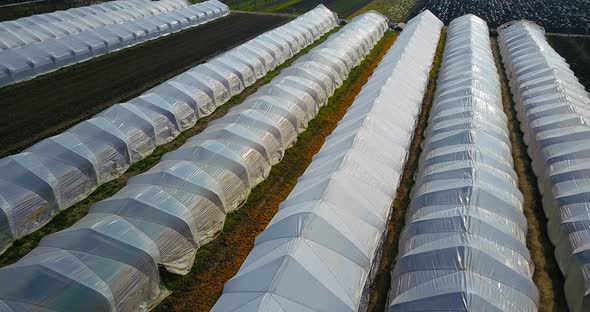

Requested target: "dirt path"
[
  {"left": 365, "top": 29, "right": 446, "bottom": 312},
  {"left": 491, "top": 38, "right": 567, "bottom": 312},
  {"left": 0, "top": 13, "right": 291, "bottom": 157},
  {"left": 154, "top": 31, "right": 398, "bottom": 312}
]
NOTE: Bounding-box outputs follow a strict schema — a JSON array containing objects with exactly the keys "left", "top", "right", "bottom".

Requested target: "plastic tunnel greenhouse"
[
  {"left": 211, "top": 10, "right": 442, "bottom": 312},
  {"left": 499, "top": 20, "right": 590, "bottom": 312},
  {"left": 0, "top": 12, "right": 387, "bottom": 312},
  {"left": 0, "top": 5, "right": 339, "bottom": 256},
  {"left": 387, "top": 14, "right": 539, "bottom": 312},
  {"left": 0, "top": 0, "right": 231, "bottom": 86}
]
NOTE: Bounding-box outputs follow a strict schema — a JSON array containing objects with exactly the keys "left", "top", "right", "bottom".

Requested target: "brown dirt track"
[{"left": 0, "top": 12, "right": 291, "bottom": 157}]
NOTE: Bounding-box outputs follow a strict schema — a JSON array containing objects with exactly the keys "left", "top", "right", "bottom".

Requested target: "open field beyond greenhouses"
[
  {"left": 548, "top": 35, "right": 590, "bottom": 91},
  {"left": 224, "top": 0, "right": 371, "bottom": 17},
  {"left": 350, "top": 0, "right": 418, "bottom": 22},
  {"left": 411, "top": 0, "right": 590, "bottom": 33},
  {"left": 0, "top": 0, "right": 91, "bottom": 21},
  {"left": 0, "top": 12, "right": 291, "bottom": 157}
]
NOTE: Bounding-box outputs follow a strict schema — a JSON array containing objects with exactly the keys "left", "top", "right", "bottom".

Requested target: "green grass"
[
  {"left": 0, "top": 27, "right": 340, "bottom": 268},
  {"left": 0, "top": 0, "right": 76, "bottom": 21},
  {"left": 223, "top": 0, "right": 298, "bottom": 11},
  {"left": 224, "top": 0, "right": 371, "bottom": 17},
  {"left": 349, "top": 0, "right": 419, "bottom": 21}
]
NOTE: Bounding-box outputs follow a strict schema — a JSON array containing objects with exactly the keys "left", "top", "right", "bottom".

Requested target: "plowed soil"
[{"left": 0, "top": 12, "right": 291, "bottom": 157}]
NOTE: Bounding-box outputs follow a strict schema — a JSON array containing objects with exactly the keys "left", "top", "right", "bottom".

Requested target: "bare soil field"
[
  {"left": 547, "top": 35, "right": 590, "bottom": 91},
  {"left": 350, "top": 0, "right": 419, "bottom": 22},
  {"left": 0, "top": 12, "right": 291, "bottom": 157}
]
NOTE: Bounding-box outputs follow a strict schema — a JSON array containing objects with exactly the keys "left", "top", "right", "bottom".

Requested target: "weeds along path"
[
  {"left": 491, "top": 38, "right": 567, "bottom": 311},
  {"left": 154, "top": 31, "right": 398, "bottom": 312},
  {"left": 0, "top": 28, "right": 339, "bottom": 268},
  {"left": 364, "top": 29, "right": 446, "bottom": 312}
]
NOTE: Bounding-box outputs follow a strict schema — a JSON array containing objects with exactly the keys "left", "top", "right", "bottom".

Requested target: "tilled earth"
[{"left": 0, "top": 12, "right": 291, "bottom": 156}]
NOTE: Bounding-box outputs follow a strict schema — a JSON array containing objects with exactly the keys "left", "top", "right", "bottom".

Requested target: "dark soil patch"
[
  {"left": 547, "top": 35, "right": 590, "bottom": 91},
  {"left": 276, "top": 0, "right": 371, "bottom": 17},
  {"left": 0, "top": 12, "right": 291, "bottom": 156}
]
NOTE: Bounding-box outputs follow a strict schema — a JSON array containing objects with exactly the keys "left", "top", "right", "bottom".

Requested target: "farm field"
[
  {"left": 0, "top": 24, "right": 335, "bottom": 269},
  {"left": 411, "top": 0, "right": 590, "bottom": 33},
  {"left": 225, "top": 0, "right": 371, "bottom": 17},
  {"left": 0, "top": 12, "right": 291, "bottom": 157},
  {"left": 350, "top": 0, "right": 418, "bottom": 22},
  {"left": 0, "top": 0, "right": 95, "bottom": 21},
  {"left": 547, "top": 35, "right": 590, "bottom": 91}
]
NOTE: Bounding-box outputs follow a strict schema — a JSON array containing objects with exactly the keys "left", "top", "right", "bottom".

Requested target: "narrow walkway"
[
  {"left": 154, "top": 31, "right": 399, "bottom": 312},
  {"left": 491, "top": 38, "right": 568, "bottom": 312},
  {"left": 365, "top": 29, "right": 447, "bottom": 312}
]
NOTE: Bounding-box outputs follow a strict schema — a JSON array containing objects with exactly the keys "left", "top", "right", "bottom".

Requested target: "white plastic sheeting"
[
  {"left": 0, "top": 12, "right": 386, "bottom": 312},
  {"left": 0, "top": 5, "right": 339, "bottom": 256},
  {"left": 499, "top": 20, "right": 590, "bottom": 312},
  {"left": 211, "top": 11, "right": 442, "bottom": 312},
  {"left": 387, "top": 15, "right": 539, "bottom": 311},
  {"left": 0, "top": 0, "right": 230, "bottom": 86}
]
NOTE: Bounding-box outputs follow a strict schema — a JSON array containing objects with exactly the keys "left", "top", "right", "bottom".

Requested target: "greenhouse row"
[
  {"left": 0, "top": 11, "right": 387, "bottom": 312},
  {"left": 0, "top": 5, "right": 339, "bottom": 256},
  {"left": 212, "top": 10, "right": 442, "bottom": 312},
  {"left": 499, "top": 20, "right": 590, "bottom": 312},
  {"left": 0, "top": 0, "right": 188, "bottom": 50},
  {"left": 0, "top": 0, "right": 229, "bottom": 86},
  {"left": 387, "top": 15, "right": 539, "bottom": 311}
]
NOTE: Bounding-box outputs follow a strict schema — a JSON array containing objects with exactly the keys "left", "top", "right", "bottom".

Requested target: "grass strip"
[
  {"left": 155, "top": 30, "right": 398, "bottom": 312},
  {"left": 365, "top": 29, "right": 446, "bottom": 312},
  {"left": 491, "top": 38, "right": 567, "bottom": 312},
  {"left": 349, "top": 0, "right": 419, "bottom": 22},
  {"left": 0, "top": 27, "right": 339, "bottom": 268}
]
